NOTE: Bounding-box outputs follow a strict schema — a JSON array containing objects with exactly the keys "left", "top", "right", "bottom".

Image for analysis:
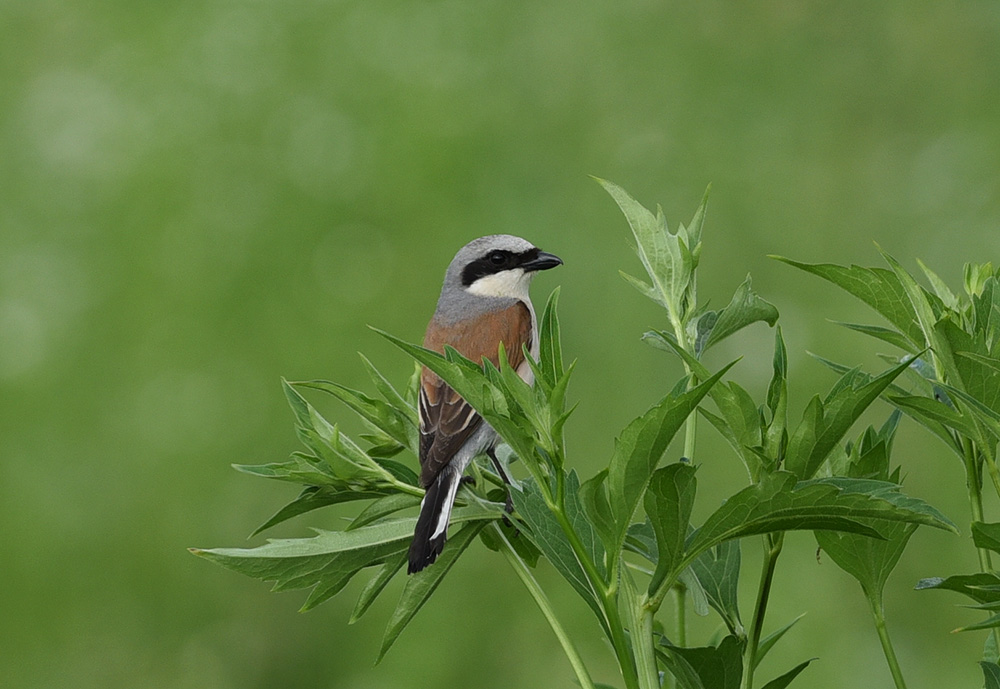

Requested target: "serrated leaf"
[
  {"left": 759, "top": 659, "right": 814, "bottom": 689},
  {"left": 645, "top": 462, "right": 698, "bottom": 594},
  {"left": 598, "top": 178, "right": 701, "bottom": 325},
  {"left": 682, "top": 472, "right": 956, "bottom": 576},
  {"left": 350, "top": 551, "right": 407, "bottom": 623},
  {"left": 699, "top": 276, "right": 778, "bottom": 355},
  {"left": 773, "top": 257, "right": 924, "bottom": 346},
  {"left": 785, "top": 358, "right": 911, "bottom": 479},
  {"left": 690, "top": 539, "right": 743, "bottom": 635},
  {"left": 888, "top": 394, "right": 979, "bottom": 438},
  {"left": 234, "top": 452, "right": 340, "bottom": 486},
  {"left": 878, "top": 248, "right": 962, "bottom": 385},
  {"left": 608, "top": 364, "right": 733, "bottom": 551},
  {"left": 292, "top": 379, "right": 415, "bottom": 452},
  {"left": 377, "top": 521, "right": 486, "bottom": 662}
]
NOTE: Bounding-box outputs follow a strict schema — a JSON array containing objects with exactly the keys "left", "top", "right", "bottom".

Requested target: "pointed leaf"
[
  {"left": 916, "top": 573, "right": 1000, "bottom": 604},
  {"left": 377, "top": 521, "right": 486, "bottom": 662},
  {"left": 755, "top": 615, "right": 805, "bottom": 669},
  {"left": 645, "top": 462, "right": 698, "bottom": 594},
  {"left": 759, "top": 659, "right": 815, "bottom": 689},
  {"left": 250, "top": 486, "right": 382, "bottom": 537},
  {"left": 660, "top": 636, "right": 743, "bottom": 689},
  {"left": 982, "top": 661, "right": 1000, "bottom": 689},
  {"left": 785, "top": 358, "right": 912, "bottom": 479},
  {"left": 348, "top": 493, "right": 422, "bottom": 531},
  {"left": 682, "top": 472, "right": 956, "bottom": 575},
  {"left": 350, "top": 551, "right": 407, "bottom": 623},
  {"left": 772, "top": 257, "right": 924, "bottom": 346},
  {"left": 690, "top": 539, "right": 743, "bottom": 634},
  {"left": 974, "top": 522, "right": 1000, "bottom": 556},
  {"left": 699, "top": 276, "right": 778, "bottom": 355},
  {"left": 608, "top": 364, "right": 734, "bottom": 550},
  {"left": 292, "top": 379, "right": 414, "bottom": 451},
  {"left": 830, "top": 321, "right": 918, "bottom": 354}
]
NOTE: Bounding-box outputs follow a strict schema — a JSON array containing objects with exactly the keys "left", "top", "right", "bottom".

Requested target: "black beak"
[{"left": 521, "top": 250, "right": 563, "bottom": 272}]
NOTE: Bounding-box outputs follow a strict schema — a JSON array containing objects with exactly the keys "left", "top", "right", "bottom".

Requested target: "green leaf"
[
  {"left": 292, "top": 379, "right": 415, "bottom": 452},
  {"left": 785, "top": 358, "right": 911, "bottom": 479},
  {"left": 916, "top": 573, "right": 1000, "bottom": 605},
  {"left": 759, "top": 659, "right": 815, "bottom": 689},
  {"left": 645, "top": 462, "right": 698, "bottom": 594},
  {"left": 608, "top": 363, "right": 733, "bottom": 550},
  {"left": 690, "top": 539, "right": 743, "bottom": 635},
  {"left": 772, "top": 256, "right": 924, "bottom": 346},
  {"left": 659, "top": 635, "right": 743, "bottom": 689},
  {"left": 192, "top": 505, "right": 498, "bottom": 614},
  {"left": 698, "top": 276, "right": 778, "bottom": 355},
  {"left": 755, "top": 615, "right": 805, "bottom": 669},
  {"left": 829, "top": 320, "right": 918, "bottom": 354},
  {"left": 538, "top": 288, "right": 564, "bottom": 385},
  {"left": 974, "top": 522, "right": 1000, "bottom": 555},
  {"left": 377, "top": 521, "right": 486, "bottom": 662},
  {"left": 348, "top": 493, "right": 422, "bottom": 531},
  {"left": 917, "top": 258, "right": 960, "bottom": 309},
  {"left": 598, "top": 178, "right": 702, "bottom": 326},
  {"left": 982, "top": 661, "right": 1000, "bottom": 689},
  {"left": 358, "top": 353, "right": 419, "bottom": 425},
  {"left": 682, "top": 472, "right": 956, "bottom": 575},
  {"left": 878, "top": 248, "right": 962, "bottom": 385},
  {"left": 234, "top": 452, "right": 339, "bottom": 486},
  {"left": 350, "top": 551, "right": 407, "bottom": 623},
  {"left": 250, "top": 485, "right": 383, "bottom": 537},
  {"left": 888, "top": 394, "right": 979, "bottom": 439},
  {"left": 510, "top": 475, "right": 607, "bottom": 626}
]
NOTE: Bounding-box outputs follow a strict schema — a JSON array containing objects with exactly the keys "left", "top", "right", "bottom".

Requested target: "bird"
[{"left": 407, "top": 235, "right": 563, "bottom": 574}]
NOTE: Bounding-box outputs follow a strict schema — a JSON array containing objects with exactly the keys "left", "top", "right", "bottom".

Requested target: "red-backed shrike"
[{"left": 408, "top": 235, "right": 562, "bottom": 574}]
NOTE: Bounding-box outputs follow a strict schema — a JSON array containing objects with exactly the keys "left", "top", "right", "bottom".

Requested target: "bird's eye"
[{"left": 488, "top": 251, "right": 507, "bottom": 266}]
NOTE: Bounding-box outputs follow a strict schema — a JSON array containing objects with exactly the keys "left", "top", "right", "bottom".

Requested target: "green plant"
[
  {"left": 775, "top": 252, "right": 1000, "bottom": 686},
  {"left": 191, "top": 182, "right": 958, "bottom": 689}
]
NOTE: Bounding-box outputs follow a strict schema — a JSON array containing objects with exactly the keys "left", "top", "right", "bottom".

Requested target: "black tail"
[{"left": 408, "top": 468, "right": 460, "bottom": 574}]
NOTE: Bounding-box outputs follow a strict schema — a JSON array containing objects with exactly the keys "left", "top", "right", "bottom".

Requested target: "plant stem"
[
  {"left": 672, "top": 583, "right": 687, "bottom": 647},
  {"left": 867, "top": 592, "right": 908, "bottom": 689},
  {"left": 636, "top": 604, "right": 662, "bottom": 689},
  {"left": 741, "top": 532, "right": 784, "bottom": 689},
  {"left": 494, "top": 524, "right": 598, "bottom": 689},
  {"left": 551, "top": 495, "right": 641, "bottom": 689},
  {"left": 963, "top": 438, "right": 993, "bottom": 572}
]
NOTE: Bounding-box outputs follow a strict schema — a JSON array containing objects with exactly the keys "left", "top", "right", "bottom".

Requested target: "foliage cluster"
[{"left": 193, "top": 181, "right": 1000, "bottom": 689}]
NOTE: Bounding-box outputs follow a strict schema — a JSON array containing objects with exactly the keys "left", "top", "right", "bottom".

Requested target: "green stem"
[
  {"left": 963, "top": 438, "right": 993, "bottom": 572},
  {"left": 672, "top": 583, "right": 687, "bottom": 647},
  {"left": 867, "top": 592, "right": 908, "bottom": 689},
  {"left": 741, "top": 532, "right": 784, "bottom": 689},
  {"left": 552, "top": 496, "right": 640, "bottom": 689},
  {"left": 636, "top": 603, "right": 661, "bottom": 689},
  {"left": 494, "top": 524, "right": 598, "bottom": 689}
]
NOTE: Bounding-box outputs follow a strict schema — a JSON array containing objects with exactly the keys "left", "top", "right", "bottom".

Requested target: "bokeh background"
[{"left": 3, "top": 1, "right": 1000, "bottom": 687}]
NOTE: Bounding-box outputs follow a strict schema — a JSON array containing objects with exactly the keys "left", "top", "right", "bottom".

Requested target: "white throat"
[{"left": 466, "top": 268, "right": 533, "bottom": 300}]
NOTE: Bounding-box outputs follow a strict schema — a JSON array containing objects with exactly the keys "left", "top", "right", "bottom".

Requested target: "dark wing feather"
[{"left": 418, "top": 301, "right": 532, "bottom": 488}]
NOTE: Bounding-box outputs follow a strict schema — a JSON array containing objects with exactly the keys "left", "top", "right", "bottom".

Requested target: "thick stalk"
[
  {"left": 741, "top": 532, "right": 784, "bottom": 689},
  {"left": 635, "top": 604, "right": 661, "bottom": 689},
  {"left": 867, "top": 592, "right": 908, "bottom": 689},
  {"left": 494, "top": 524, "right": 598, "bottom": 689}
]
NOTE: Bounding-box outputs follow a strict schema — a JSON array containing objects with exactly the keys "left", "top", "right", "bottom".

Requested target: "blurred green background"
[{"left": 3, "top": 1, "right": 1000, "bottom": 687}]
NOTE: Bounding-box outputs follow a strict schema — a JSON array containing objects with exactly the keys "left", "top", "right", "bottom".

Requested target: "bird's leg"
[{"left": 487, "top": 447, "right": 515, "bottom": 515}]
